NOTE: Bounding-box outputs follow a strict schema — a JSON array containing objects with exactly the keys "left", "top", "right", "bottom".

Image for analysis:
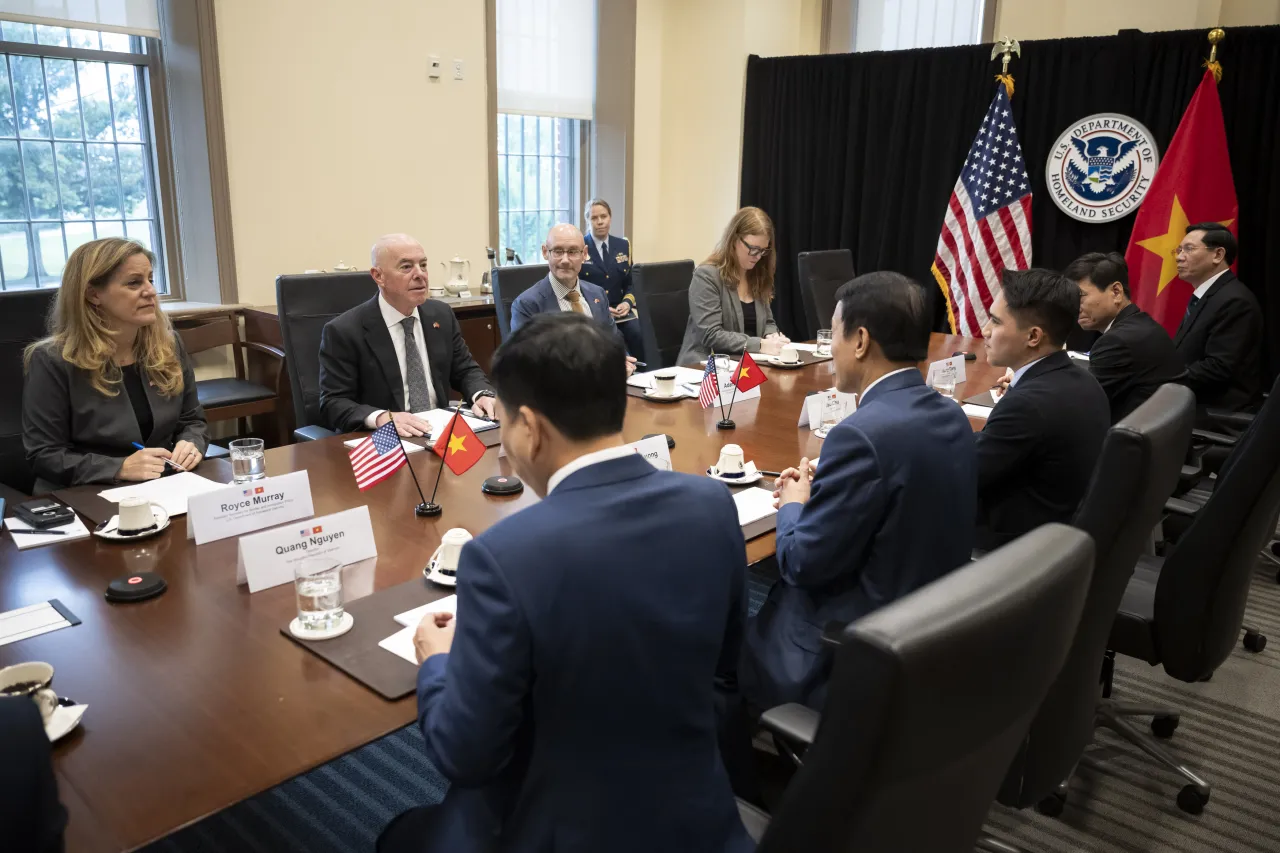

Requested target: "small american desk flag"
[
  {"left": 347, "top": 422, "right": 408, "bottom": 490},
  {"left": 698, "top": 357, "right": 720, "bottom": 408},
  {"left": 931, "top": 84, "right": 1033, "bottom": 336}
]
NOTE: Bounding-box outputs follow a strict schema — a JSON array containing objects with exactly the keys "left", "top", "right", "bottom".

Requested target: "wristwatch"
[{"left": 473, "top": 390, "right": 496, "bottom": 401}]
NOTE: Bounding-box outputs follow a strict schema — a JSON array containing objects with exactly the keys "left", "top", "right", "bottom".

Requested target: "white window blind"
[
  {"left": 854, "top": 0, "right": 984, "bottom": 52},
  {"left": 496, "top": 0, "right": 595, "bottom": 120},
  {"left": 0, "top": 1, "right": 159, "bottom": 39}
]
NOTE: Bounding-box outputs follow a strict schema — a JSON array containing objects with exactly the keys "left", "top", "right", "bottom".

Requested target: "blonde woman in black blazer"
[{"left": 22, "top": 238, "right": 207, "bottom": 492}]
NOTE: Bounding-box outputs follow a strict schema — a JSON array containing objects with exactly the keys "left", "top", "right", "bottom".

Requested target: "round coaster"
[{"left": 288, "top": 611, "right": 354, "bottom": 641}]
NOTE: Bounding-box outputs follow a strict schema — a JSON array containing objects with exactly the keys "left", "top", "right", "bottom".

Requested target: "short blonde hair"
[
  {"left": 26, "top": 238, "right": 183, "bottom": 398},
  {"left": 706, "top": 206, "right": 776, "bottom": 303}
]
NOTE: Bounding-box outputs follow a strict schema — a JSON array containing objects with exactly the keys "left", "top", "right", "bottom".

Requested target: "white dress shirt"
[
  {"left": 592, "top": 234, "right": 609, "bottom": 260},
  {"left": 547, "top": 444, "right": 636, "bottom": 494},
  {"left": 364, "top": 294, "right": 437, "bottom": 428},
  {"left": 1192, "top": 268, "right": 1228, "bottom": 301},
  {"left": 550, "top": 275, "right": 590, "bottom": 315},
  {"left": 858, "top": 367, "right": 918, "bottom": 401},
  {"left": 1010, "top": 355, "right": 1049, "bottom": 388}
]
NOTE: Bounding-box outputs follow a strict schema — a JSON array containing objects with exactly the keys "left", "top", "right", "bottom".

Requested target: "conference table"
[{"left": 0, "top": 332, "right": 1000, "bottom": 853}]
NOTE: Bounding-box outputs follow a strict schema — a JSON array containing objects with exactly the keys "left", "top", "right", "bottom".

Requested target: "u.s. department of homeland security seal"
[{"left": 1046, "top": 113, "right": 1159, "bottom": 223}]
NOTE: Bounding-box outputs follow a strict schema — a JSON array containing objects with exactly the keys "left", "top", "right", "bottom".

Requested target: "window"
[
  {"left": 496, "top": 113, "right": 583, "bottom": 265},
  {"left": 853, "top": 0, "right": 986, "bottom": 52},
  {"left": 0, "top": 20, "right": 165, "bottom": 291}
]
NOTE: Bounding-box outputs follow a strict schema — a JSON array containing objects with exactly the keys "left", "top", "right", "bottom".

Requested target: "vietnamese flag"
[
  {"left": 431, "top": 410, "right": 485, "bottom": 475},
  {"left": 1124, "top": 70, "right": 1237, "bottom": 334},
  {"left": 733, "top": 351, "right": 768, "bottom": 393}
]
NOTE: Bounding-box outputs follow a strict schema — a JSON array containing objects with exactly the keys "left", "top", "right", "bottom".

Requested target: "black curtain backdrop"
[{"left": 740, "top": 26, "right": 1280, "bottom": 374}]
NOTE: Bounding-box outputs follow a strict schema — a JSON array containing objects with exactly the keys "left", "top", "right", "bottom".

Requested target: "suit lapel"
[
  {"left": 361, "top": 298, "right": 405, "bottom": 410},
  {"left": 1175, "top": 271, "right": 1232, "bottom": 345}
]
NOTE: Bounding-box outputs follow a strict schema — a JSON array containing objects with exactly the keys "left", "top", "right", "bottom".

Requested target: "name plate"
[
  {"left": 627, "top": 434, "right": 673, "bottom": 471},
  {"left": 798, "top": 388, "right": 857, "bottom": 429},
  {"left": 187, "top": 471, "right": 314, "bottom": 545},
  {"left": 236, "top": 506, "right": 378, "bottom": 593},
  {"left": 925, "top": 355, "right": 967, "bottom": 387}
]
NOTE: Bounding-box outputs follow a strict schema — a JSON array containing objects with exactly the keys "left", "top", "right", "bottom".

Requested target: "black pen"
[
  {"left": 11, "top": 528, "right": 66, "bottom": 536},
  {"left": 452, "top": 404, "right": 498, "bottom": 424},
  {"left": 757, "top": 470, "right": 782, "bottom": 478}
]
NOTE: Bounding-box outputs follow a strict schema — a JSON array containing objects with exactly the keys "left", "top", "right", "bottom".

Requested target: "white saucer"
[
  {"left": 765, "top": 356, "right": 806, "bottom": 369},
  {"left": 288, "top": 611, "right": 354, "bottom": 641},
  {"left": 93, "top": 507, "right": 171, "bottom": 541},
  {"left": 424, "top": 557, "right": 459, "bottom": 587},
  {"left": 707, "top": 466, "right": 764, "bottom": 486},
  {"left": 46, "top": 703, "right": 87, "bottom": 743},
  {"left": 643, "top": 387, "right": 686, "bottom": 402}
]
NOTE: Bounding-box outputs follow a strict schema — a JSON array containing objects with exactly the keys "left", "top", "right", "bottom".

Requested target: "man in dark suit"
[
  {"left": 1066, "top": 251, "right": 1183, "bottom": 423},
  {"left": 379, "top": 313, "right": 751, "bottom": 853},
  {"left": 579, "top": 198, "right": 644, "bottom": 356},
  {"left": 1171, "top": 223, "right": 1264, "bottom": 420},
  {"left": 0, "top": 697, "right": 66, "bottom": 853},
  {"left": 976, "top": 268, "right": 1110, "bottom": 551},
  {"left": 740, "top": 272, "right": 977, "bottom": 711},
  {"left": 318, "top": 234, "right": 495, "bottom": 436}
]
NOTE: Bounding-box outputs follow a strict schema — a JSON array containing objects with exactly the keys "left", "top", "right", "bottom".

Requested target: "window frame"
[
  {"left": 495, "top": 112, "right": 590, "bottom": 265},
  {"left": 0, "top": 33, "right": 181, "bottom": 298}
]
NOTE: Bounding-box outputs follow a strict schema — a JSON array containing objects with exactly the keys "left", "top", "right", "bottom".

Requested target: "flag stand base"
[
  {"left": 415, "top": 502, "right": 442, "bottom": 517},
  {"left": 716, "top": 419, "right": 736, "bottom": 431}
]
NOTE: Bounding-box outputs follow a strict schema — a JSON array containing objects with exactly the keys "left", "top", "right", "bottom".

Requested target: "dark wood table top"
[{"left": 0, "top": 333, "right": 996, "bottom": 852}]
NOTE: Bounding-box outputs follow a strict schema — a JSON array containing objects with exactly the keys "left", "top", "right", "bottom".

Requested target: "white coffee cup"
[
  {"left": 430, "top": 528, "right": 473, "bottom": 576},
  {"left": 653, "top": 370, "right": 678, "bottom": 396},
  {"left": 714, "top": 444, "right": 746, "bottom": 477},
  {"left": 778, "top": 344, "right": 800, "bottom": 364},
  {"left": 117, "top": 496, "right": 161, "bottom": 535},
  {"left": 0, "top": 661, "right": 58, "bottom": 725}
]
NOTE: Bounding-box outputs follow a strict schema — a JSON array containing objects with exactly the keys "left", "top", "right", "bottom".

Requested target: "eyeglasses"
[
  {"left": 548, "top": 247, "right": 584, "bottom": 259},
  {"left": 1171, "top": 243, "right": 1208, "bottom": 258},
  {"left": 739, "top": 237, "right": 771, "bottom": 258}
]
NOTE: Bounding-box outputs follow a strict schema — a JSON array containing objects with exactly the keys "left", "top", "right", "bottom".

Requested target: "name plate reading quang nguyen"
[{"left": 236, "top": 506, "right": 377, "bottom": 593}]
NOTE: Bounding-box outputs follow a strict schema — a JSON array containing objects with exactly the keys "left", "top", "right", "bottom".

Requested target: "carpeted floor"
[{"left": 140, "top": 556, "right": 1280, "bottom": 853}]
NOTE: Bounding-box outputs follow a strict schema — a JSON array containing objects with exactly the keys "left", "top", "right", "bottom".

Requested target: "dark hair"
[
  {"left": 833, "top": 271, "right": 930, "bottom": 362},
  {"left": 490, "top": 313, "right": 626, "bottom": 441},
  {"left": 1185, "top": 222, "right": 1237, "bottom": 264},
  {"left": 1063, "top": 252, "right": 1130, "bottom": 298},
  {"left": 999, "top": 268, "right": 1080, "bottom": 347}
]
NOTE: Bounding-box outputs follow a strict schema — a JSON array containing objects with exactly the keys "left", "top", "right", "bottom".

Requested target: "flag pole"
[
  {"left": 417, "top": 409, "right": 459, "bottom": 517},
  {"left": 718, "top": 345, "right": 747, "bottom": 431},
  {"left": 709, "top": 349, "right": 729, "bottom": 425}
]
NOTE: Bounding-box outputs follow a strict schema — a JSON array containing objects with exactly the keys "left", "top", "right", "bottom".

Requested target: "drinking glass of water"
[
  {"left": 294, "top": 557, "right": 344, "bottom": 634},
  {"left": 814, "top": 393, "right": 843, "bottom": 438},
  {"left": 230, "top": 438, "right": 266, "bottom": 483},
  {"left": 932, "top": 378, "right": 956, "bottom": 399},
  {"left": 816, "top": 329, "right": 833, "bottom": 357}
]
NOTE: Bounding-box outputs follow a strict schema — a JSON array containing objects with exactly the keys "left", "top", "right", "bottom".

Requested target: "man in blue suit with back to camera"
[
  {"left": 378, "top": 313, "right": 752, "bottom": 853},
  {"left": 741, "top": 272, "right": 977, "bottom": 712}
]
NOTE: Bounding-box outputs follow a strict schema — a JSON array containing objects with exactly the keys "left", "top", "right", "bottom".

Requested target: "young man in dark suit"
[
  {"left": 317, "top": 234, "right": 496, "bottom": 436},
  {"left": 740, "top": 272, "right": 977, "bottom": 711},
  {"left": 1172, "top": 223, "right": 1264, "bottom": 421},
  {"left": 381, "top": 313, "right": 751, "bottom": 853},
  {"left": 1066, "top": 252, "right": 1184, "bottom": 424},
  {"left": 976, "top": 268, "right": 1110, "bottom": 551}
]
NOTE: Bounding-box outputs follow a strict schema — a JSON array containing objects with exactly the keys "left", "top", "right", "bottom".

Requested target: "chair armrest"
[
  {"left": 760, "top": 703, "right": 820, "bottom": 749},
  {"left": 235, "top": 341, "right": 288, "bottom": 394},
  {"left": 1191, "top": 428, "right": 1237, "bottom": 448},
  {"left": 1164, "top": 496, "right": 1200, "bottom": 517},
  {"left": 1204, "top": 409, "right": 1254, "bottom": 430},
  {"left": 294, "top": 426, "right": 336, "bottom": 442}
]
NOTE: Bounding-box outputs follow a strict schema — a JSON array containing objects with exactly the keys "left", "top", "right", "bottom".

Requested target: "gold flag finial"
[
  {"left": 991, "top": 37, "right": 1021, "bottom": 97},
  {"left": 1204, "top": 28, "right": 1225, "bottom": 82}
]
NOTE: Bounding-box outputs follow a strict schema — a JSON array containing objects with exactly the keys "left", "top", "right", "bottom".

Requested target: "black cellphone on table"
[{"left": 13, "top": 498, "right": 77, "bottom": 529}]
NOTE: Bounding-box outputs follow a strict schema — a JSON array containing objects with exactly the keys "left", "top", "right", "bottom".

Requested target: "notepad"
[
  {"left": 378, "top": 624, "right": 419, "bottom": 665},
  {"left": 393, "top": 595, "right": 458, "bottom": 628},
  {"left": 734, "top": 487, "right": 779, "bottom": 539},
  {"left": 962, "top": 404, "right": 993, "bottom": 420},
  {"left": 342, "top": 437, "right": 425, "bottom": 454},
  {"left": 99, "top": 472, "right": 225, "bottom": 517},
  {"left": 411, "top": 408, "right": 499, "bottom": 437},
  {"left": 0, "top": 601, "right": 79, "bottom": 647},
  {"left": 4, "top": 514, "right": 91, "bottom": 549}
]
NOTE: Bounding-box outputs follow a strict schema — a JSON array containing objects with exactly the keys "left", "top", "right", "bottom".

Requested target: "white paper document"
[
  {"left": 378, "top": 624, "right": 420, "bottom": 665},
  {"left": 733, "top": 487, "right": 779, "bottom": 539},
  {"left": 4, "top": 514, "right": 90, "bottom": 549},
  {"left": 412, "top": 408, "right": 499, "bottom": 437},
  {"left": 961, "top": 404, "right": 993, "bottom": 420},
  {"left": 0, "top": 601, "right": 72, "bottom": 647},
  {"left": 627, "top": 366, "right": 705, "bottom": 390},
  {"left": 342, "top": 437, "right": 425, "bottom": 454},
  {"left": 394, "top": 595, "right": 459, "bottom": 628},
  {"left": 99, "top": 472, "right": 225, "bottom": 517}
]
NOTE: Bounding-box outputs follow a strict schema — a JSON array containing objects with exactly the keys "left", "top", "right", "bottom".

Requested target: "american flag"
[
  {"left": 347, "top": 422, "right": 408, "bottom": 490},
  {"left": 931, "top": 85, "right": 1033, "bottom": 336},
  {"left": 698, "top": 355, "right": 720, "bottom": 408}
]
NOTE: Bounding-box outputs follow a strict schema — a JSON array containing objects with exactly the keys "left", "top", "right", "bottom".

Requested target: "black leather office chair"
[
  {"left": 630, "top": 260, "right": 694, "bottom": 368},
  {"left": 275, "top": 272, "right": 378, "bottom": 441},
  {"left": 795, "top": 250, "right": 853, "bottom": 341},
  {"left": 0, "top": 289, "right": 57, "bottom": 493},
  {"left": 977, "top": 386, "right": 1194, "bottom": 850},
  {"left": 490, "top": 264, "right": 549, "bottom": 341},
  {"left": 1099, "top": 375, "right": 1280, "bottom": 814},
  {"left": 745, "top": 524, "right": 1094, "bottom": 853}
]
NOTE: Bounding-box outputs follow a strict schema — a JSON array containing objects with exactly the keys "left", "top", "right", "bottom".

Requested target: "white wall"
[{"left": 215, "top": 0, "right": 491, "bottom": 306}]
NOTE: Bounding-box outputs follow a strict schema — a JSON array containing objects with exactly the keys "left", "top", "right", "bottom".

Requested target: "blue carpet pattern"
[{"left": 139, "top": 571, "right": 778, "bottom": 853}]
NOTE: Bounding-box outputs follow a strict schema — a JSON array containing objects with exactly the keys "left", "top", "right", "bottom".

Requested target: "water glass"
[
  {"left": 932, "top": 378, "right": 956, "bottom": 399},
  {"left": 814, "top": 394, "right": 843, "bottom": 438},
  {"left": 230, "top": 438, "right": 266, "bottom": 483},
  {"left": 294, "top": 557, "right": 344, "bottom": 633},
  {"left": 816, "top": 329, "right": 833, "bottom": 357}
]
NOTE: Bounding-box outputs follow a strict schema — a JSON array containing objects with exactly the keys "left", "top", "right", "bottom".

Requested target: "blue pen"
[{"left": 131, "top": 442, "right": 185, "bottom": 472}]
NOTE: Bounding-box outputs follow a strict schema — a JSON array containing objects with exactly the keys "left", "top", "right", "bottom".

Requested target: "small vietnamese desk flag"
[
  {"left": 431, "top": 410, "right": 486, "bottom": 475},
  {"left": 733, "top": 351, "right": 767, "bottom": 393},
  {"left": 1124, "top": 70, "right": 1238, "bottom": 334}
]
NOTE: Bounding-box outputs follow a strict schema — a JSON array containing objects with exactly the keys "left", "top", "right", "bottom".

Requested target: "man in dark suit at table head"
[
  {"left": 1171, "top": 223, "right": 1264, "bottom": 421},
  {"left": 1066, "top": 251, "right": 1183, "bottom": 424},
  {"left": 378, "top": 312, "right": 752, "bottom": 853},
  {"left": 740, "top": 272, "right": 977, "bottom": 711},
  {"left": 317, "top": 233, "right": 496, "bottom": 437},
  {"left": 975, "top": 268, "right": 1110, "bottom": 551}
]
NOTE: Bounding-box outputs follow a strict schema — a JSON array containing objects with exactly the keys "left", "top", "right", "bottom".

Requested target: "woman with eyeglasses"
[{"left": 676, "top": 206, "right": 789, "bottom": 365}]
